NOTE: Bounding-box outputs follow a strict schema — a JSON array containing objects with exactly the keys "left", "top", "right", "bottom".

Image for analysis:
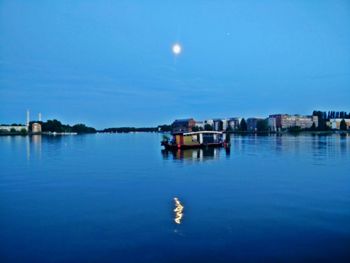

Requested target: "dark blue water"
[{"left": 1, "top": 133, "right": 349, "bottom": 262}]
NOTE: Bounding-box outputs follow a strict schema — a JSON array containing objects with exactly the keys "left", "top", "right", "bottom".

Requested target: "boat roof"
[{"left": 182, "top": 131, "right": 223, "bottom": 136}]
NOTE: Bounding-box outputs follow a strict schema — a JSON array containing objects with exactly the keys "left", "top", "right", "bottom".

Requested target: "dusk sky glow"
[{"left": 1, "top": 0, "right": 349, "bottom": 128}]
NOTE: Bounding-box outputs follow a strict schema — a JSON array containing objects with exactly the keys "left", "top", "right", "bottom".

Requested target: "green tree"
[
  {"left": 41, "top": 119, "right": 65, "bottom": 133},
  {"left": 192, "top": 126, "right": 200, "bottom": 132},
  {"left": 288, "top": 126, "right": 301, "bottom": 133},
  {"left": 239, "top": 119, "right": 247, "bottom": 132},
  {"left": 226, "top": 125, "right": 233, "bottom": 132},
  {"left": 157, "top": 125, "right": 172, "bottom": 132},
  {"left": 162, "top": 134, "right": 170, "bottom": 141},
  {"left": 310, "top": 122, "right": 316, "bottom": 131},
  {"left": 312, "top": 110, "right": 328, "bottom": 130},
  {"left": 340, "top": 119, "right": 348, "bottom": 131},
  {"left": 20, "top": 128, "right": 28, "bottom": 136},
  {"left": 204, "top": 124, "right": 213, "bottom": 131},
  {"left": 71, "top": 124, "right": 96, "bottom": 134},
  {"left": 256, "top": 119, "right": 268, "bottom": 132}
]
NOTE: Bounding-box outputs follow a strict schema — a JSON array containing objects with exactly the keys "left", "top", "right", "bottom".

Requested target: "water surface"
[{"left": 0, "top": 133, "right": 349, "bottom": 262}]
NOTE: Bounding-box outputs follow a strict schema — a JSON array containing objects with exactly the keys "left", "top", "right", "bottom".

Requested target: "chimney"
[{"left": 26, "top": 110, "right": 30, "bottom": 127}]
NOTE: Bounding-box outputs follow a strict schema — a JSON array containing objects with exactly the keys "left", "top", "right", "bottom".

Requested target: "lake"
[{"left": 0, "top": 133, "right": 349, "bottom": 262}]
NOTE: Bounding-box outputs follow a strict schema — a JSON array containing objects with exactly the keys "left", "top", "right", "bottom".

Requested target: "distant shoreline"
[{"left": 2, "top": 130, "right": 348, "bottom": 137}]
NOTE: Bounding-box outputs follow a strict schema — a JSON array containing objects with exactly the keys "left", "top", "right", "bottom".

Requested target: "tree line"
[
  {"left": 101, "top": 127, "right": 158, "bottom": 133},
  {"left": 32, "top": 120, "right": 96, "bottom": 134},
  {"left": 100, "top": 124, "right": 172, "bottom": 133}
]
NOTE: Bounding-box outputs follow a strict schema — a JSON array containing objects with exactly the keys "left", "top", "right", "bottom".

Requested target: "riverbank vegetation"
[
  {"left": 100, "top": 124, "right": 172, "bottom": 133},
  {"left": 33, "top": 120, "right": 96, "bottom": 134}
]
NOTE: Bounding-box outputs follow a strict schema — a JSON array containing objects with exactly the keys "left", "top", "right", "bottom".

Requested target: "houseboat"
[{"left": 161, "top": 131, "right": 230, "bottom": 150}]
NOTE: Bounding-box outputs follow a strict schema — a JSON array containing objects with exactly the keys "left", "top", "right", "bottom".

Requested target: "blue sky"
[{"left": 1, "top": 0, "right": 349, "bottom": 128}]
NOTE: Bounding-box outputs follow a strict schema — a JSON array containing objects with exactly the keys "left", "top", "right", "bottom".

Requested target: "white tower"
[
  {"left": 26, "top": 110, "right": 30, "bottom": 127},
  {"left": 38, "top": 112, "right": 42, "bottom": 122}
]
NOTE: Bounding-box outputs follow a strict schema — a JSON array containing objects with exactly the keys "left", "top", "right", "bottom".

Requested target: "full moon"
[{"left": 172, "top": 43, "right": 182, "bottom": 55}]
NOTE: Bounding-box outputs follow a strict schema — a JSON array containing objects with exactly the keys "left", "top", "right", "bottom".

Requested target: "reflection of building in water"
[
  {"left": 26, "top": 135, "right": 42, "bottom": 161},
  {"left": 162, "top": 147, "right": 228, "bottom": 162},
  {"left": 174, "top": 197, "right": 184, "bottom": 224}
]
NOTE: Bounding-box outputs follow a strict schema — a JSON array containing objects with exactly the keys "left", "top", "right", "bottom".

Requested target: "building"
[
  {"left": 268, "top": 114, "right": 318, "bottom": 131},
  {"left": 268, "top": 117, "right": 277, "bottom": 132},
  {"left": 329, "top": 119, "right": 350, "bottom": 129},
  {"left": 0, "top": 125, "right": 28, "bottom": 132},
  {"left": 247, "top": 118, "right": 264, "bottom": 132},
  {"left": 171, "top": 118, "right": 196, "bottom": 133},
  {"left": 204, "top": 119, "right": 214, "bottom": 126},
  {"left": 195, "top": 121, "right": 205, "bottom": 130},
  {"left": 213, "top": 119, "right": 224, "bottom": 131},
  {"left": 203, "top": 119, "right": 214, "bottom": 130},
  {"left": 222, "top": 119, "right": 228, "bottom": 131},
  {"left": 268, "top": 114, "right": 284, "bottom": 131},
  {"left": 227, "top": 117, "right": 241, "bottom": 131},
  {"left": 31, "top": 122, "right": 42, "bottom": 133}
]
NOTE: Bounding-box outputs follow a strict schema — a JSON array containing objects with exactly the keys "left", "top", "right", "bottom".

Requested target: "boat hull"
[{"left": 161, "top": 141, "right": 228, "bottom": 150}]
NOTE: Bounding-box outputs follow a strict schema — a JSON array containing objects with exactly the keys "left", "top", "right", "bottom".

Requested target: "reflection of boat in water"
[
  {"left": 161, "top": 131, "right": 230, "bottom": 150},
  {"left": 162, "top": 147, "right": 230, "bottom": 161}
]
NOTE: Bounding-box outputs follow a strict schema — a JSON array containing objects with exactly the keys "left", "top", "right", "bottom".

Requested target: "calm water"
[{"left": 0, "top": 133, "right": 349, "bottom": 262}]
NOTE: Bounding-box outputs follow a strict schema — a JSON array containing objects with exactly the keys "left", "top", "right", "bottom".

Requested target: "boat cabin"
[{"left": 162, "top": 131, "right": 227, "bottom": 149}]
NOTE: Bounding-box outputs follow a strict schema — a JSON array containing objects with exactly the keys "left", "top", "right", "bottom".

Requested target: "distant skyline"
[{"left": 1, "top": 1, "right": 350, "bottom": 128}]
